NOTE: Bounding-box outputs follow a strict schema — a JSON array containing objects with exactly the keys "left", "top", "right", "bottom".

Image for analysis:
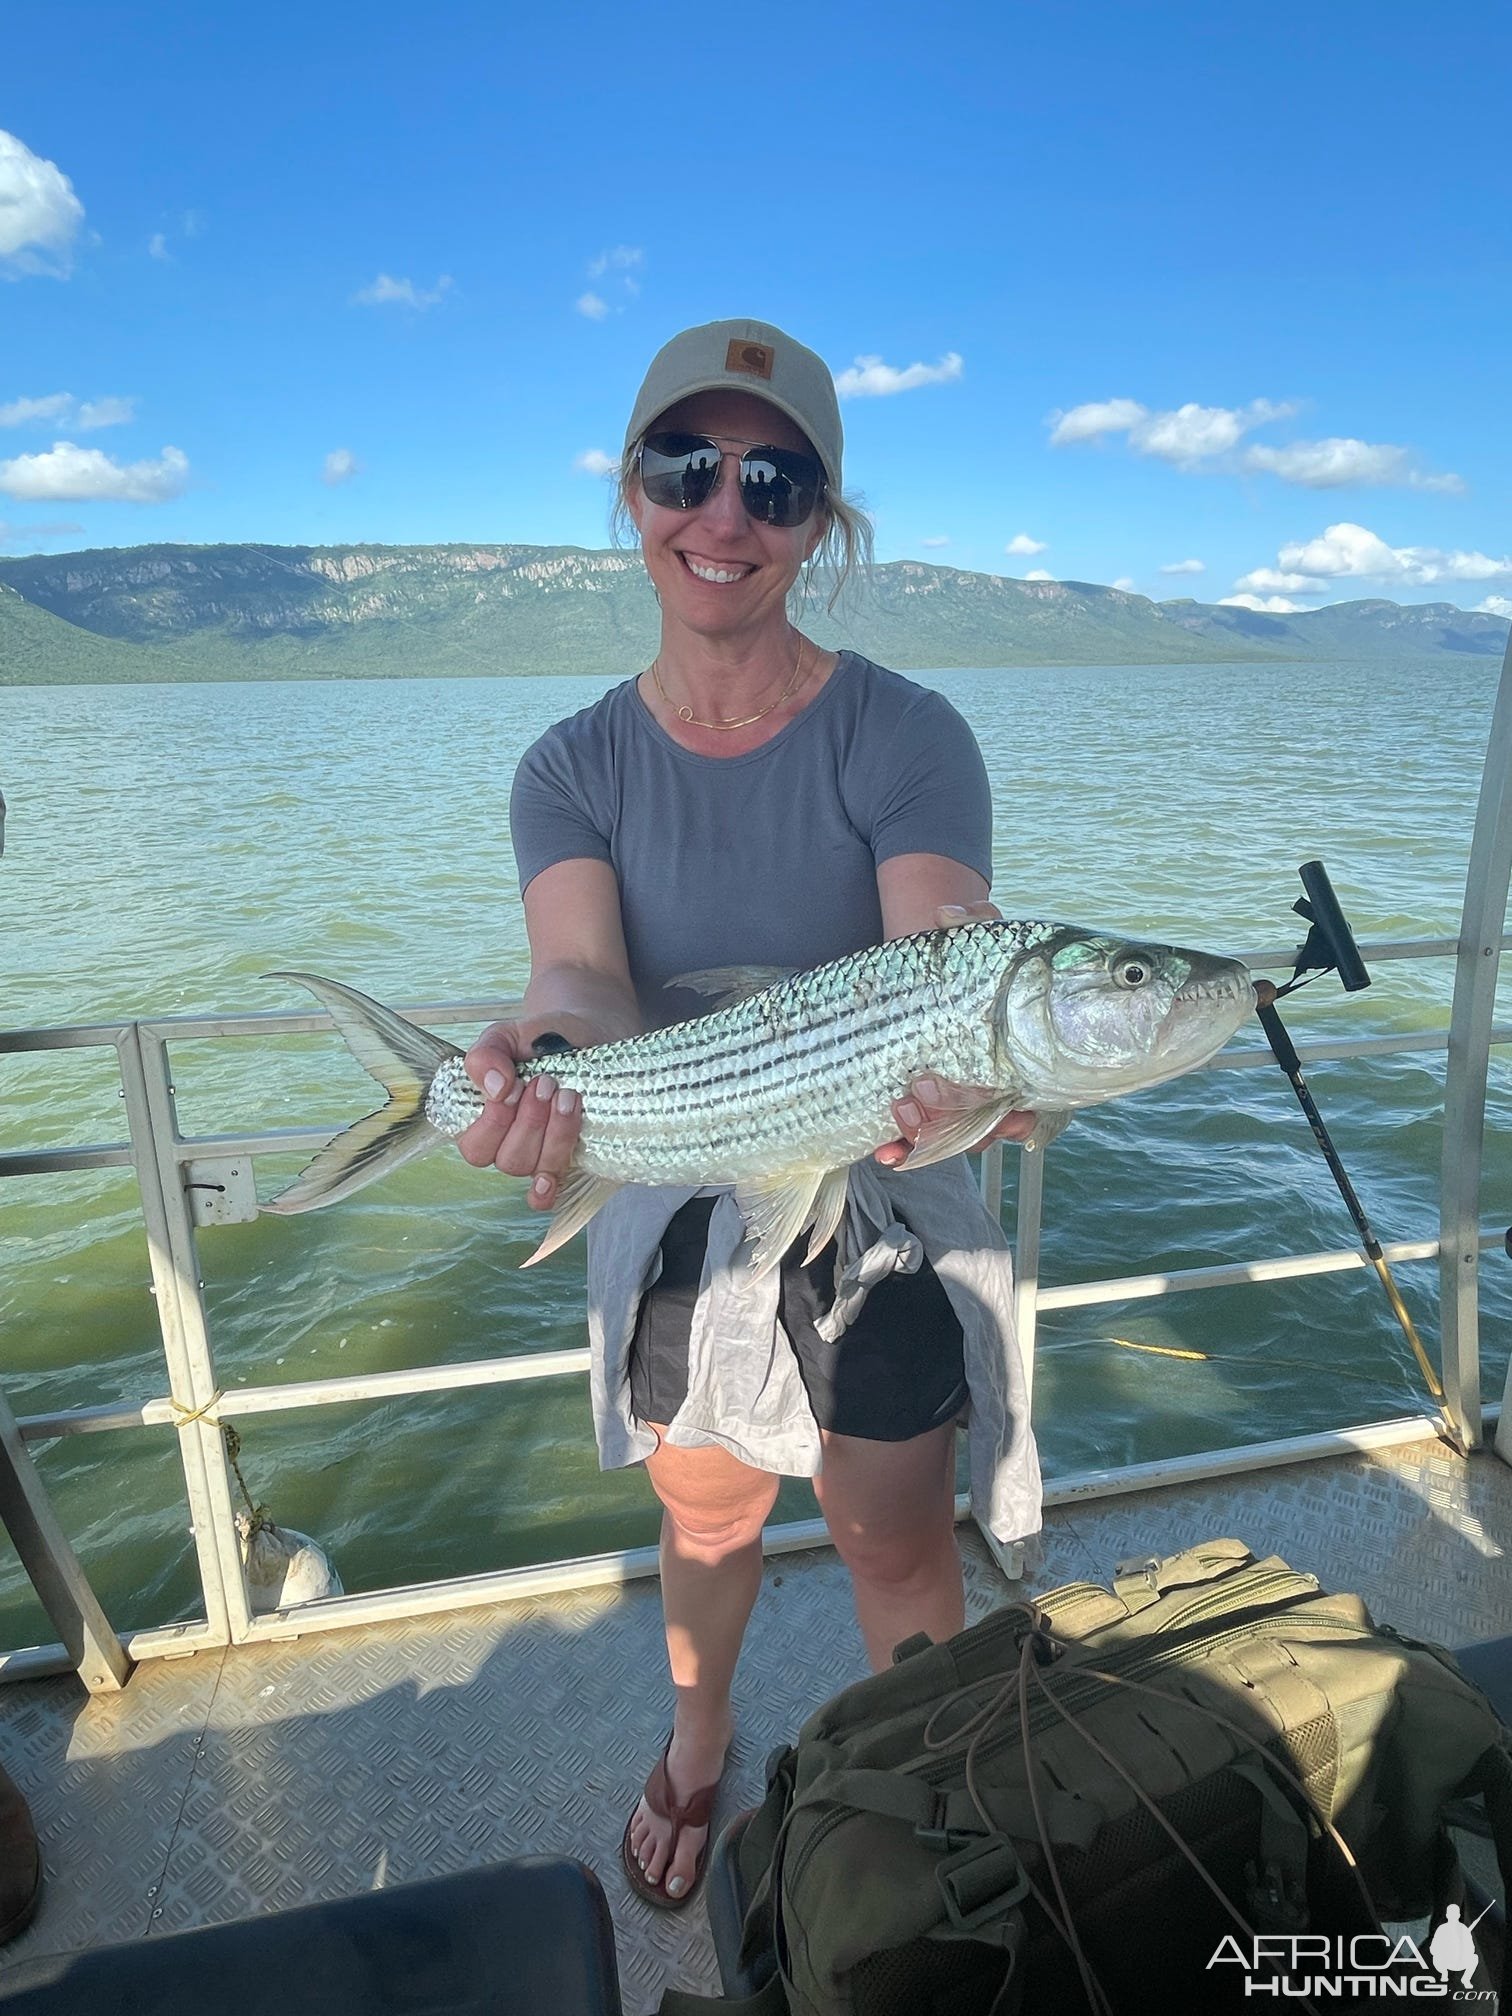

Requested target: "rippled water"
[{"left": 1, "top": 661, "right": 1508, "bottom": 1650}]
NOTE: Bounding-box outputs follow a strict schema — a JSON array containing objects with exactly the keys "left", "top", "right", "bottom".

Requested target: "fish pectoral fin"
[
  {"left": 520, "top": 1167, "right": 622, "bottom": 1268},
  {"left": 733, "top": 1168, "right": 828, "bottom": 1281},
  {"left": 664, "top": 964, "right": 794, "bottom": 1009},
  {"left": 899, "top": 1096, "right": 1019, "bottom": 1171},
  {"left": 1023, "top": 1109, "right": 1072, "bottom": 1153},
  {"left": 803, "top": 1166, "right": 852, "bottom": 1265}
]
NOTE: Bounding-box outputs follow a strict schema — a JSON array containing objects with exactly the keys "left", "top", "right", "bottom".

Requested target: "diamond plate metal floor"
[{"left": 0, "top": 1438, "right": 1508, "bottom": 2013}]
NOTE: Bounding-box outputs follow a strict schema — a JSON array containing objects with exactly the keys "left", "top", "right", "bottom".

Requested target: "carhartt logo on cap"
[{"left": 726, "top": 339, "right": 775, "bottom": 380}]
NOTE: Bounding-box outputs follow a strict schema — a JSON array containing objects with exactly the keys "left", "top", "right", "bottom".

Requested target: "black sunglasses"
[{"left": 637, "top": 430, "right": 826, "bottom": 528}]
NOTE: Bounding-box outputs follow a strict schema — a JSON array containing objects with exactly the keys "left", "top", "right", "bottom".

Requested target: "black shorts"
[{"left": 628, "top": 1196, "right": 968, "bottom": 1443}]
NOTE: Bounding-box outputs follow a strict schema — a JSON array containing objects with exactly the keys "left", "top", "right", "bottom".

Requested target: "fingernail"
[
  {"left": 534, "top": 1075, "right": 556, "bottom": 1102},
  {"left": 916, "top": 1077, "right": 939, "bottom": 1102},
  {"left": 532, "top": 1176, "right": 553, "bottom": 1199},
  {"left": 667, "top": 1877, "right": 685, "bottom": 1897},
  {"left": 939, "top": 904, "right": 968, "bottom": 919},
  {"left": 504, "top": 1082, "right": 525, "bottom": 1107},
  {"left": 637, "top": 1856, "right": 645, "bottom": 1872},
  {"left": 555, "top": 1087, "right": 577, "bottom": 1115},
  {"left": 484, "top": 1070, "right": 506, "bottom": 1099},
  {"left": 898, "top": 1101, "right": 923, "bottom": 1131}
]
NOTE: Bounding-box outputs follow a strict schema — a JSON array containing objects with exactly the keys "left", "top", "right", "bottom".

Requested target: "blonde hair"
[{"left": 611, "top": 437, "right": 874, "bottom": 615}]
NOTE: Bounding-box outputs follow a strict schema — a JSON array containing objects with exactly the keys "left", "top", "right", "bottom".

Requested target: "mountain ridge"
[{"left": 0, "top": 542, "right": 1506, "bottom": 684}]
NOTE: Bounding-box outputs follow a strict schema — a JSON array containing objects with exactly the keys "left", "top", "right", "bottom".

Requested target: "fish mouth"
[{"left": 1157, "top": 960, "right": 1256, "bottom": 1060}]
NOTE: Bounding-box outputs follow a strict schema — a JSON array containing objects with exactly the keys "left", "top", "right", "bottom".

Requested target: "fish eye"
[{"left": 1111, "top": 953, "right": 1152, "bottom": 989}]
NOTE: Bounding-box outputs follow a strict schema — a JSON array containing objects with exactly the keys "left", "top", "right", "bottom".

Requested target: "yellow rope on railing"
[{"left": 166, "top": 1391, "right": 223, "bottom": 1427}]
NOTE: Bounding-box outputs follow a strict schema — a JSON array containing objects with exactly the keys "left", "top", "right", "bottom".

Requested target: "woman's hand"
[
  {"left": 457, "top": 1019, "right": 584, "bottom": 1213},
  {"left": 873, "top": 899, "right": 1038, "bottom": 1168}
]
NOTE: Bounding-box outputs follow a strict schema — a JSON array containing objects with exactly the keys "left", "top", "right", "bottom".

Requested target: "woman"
[{"left": 458, "top": 318, "right": 1040, "bottom": 1909}]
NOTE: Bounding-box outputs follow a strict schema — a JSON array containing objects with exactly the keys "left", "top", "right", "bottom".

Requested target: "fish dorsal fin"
[
  {"left": 733, "top": 1168, "right": 829, "bottom": 1279},
  {"left": 520, "top": 1167, "right": 622, "bottom": 1268},
  {"left": 665, "top": 964, "right": 794, "bottom": 1010},
  {"left": 266, "top": 971, "right": 459, "bottom": 1098},
  {"left": 900, "top": 1095, "right": 1020, "bottom": 1171},
  {"left": 804, "top": 1165, "right": 852, "bottom": 1265}
]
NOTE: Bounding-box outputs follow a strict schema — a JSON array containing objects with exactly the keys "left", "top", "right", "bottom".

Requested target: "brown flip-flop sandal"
[{"left": 620, "top": 1733, "right": 722, "bottom": 1911}]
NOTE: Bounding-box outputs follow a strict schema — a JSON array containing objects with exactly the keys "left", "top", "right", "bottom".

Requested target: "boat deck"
[{"left": 1, "top": 1434, "right": 1508, "bottom": 2013}]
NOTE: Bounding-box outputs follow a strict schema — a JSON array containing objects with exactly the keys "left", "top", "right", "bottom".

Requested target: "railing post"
[
  {"left": 118, "top": 1024, "right": 251, "bottom": 1645},
  {"left": 0, "top": 1383, "right": 133, "bottom": 1693},
  {"left": 1441, "top": 635, "right": 1512, "bottom": 1455},
  {"left": 1013, "top": 1145, "right": 1045, "bottom": 1414}
]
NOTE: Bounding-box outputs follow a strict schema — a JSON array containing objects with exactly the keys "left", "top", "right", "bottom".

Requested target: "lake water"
[{"left": 1, "top": 660, "right": 1508, "bottom": 1650}]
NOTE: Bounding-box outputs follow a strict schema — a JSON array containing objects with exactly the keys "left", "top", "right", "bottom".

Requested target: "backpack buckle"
[
  {"left": 934, "top": 1834, "right": 1030, "bottom": 1934},
  {"left": 914, "top": 1792, "right": 986, "bottom": 1854}
]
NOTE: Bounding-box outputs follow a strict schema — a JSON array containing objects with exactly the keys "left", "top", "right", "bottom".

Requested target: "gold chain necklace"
[{"left": 651, "top": 634, "right": 808, "bottom": 731}]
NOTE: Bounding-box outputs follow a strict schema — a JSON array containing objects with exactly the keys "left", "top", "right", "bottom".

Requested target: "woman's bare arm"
[{"left": 457, "top": 858, "right": 640, "bottom": 1205}]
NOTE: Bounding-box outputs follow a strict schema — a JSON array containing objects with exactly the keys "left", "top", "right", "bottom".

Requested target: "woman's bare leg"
[
  {"left": 626, "top": 1428, "right": 780, "bottom": 1898},
  {"left": 813, "top": 1422, "right": 962, "bottom": 1671}
]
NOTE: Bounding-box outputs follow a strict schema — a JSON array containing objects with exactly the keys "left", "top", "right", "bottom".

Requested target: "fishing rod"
[{"left": 1254, "top": 861, "right": 1461, "bottom": 1450}]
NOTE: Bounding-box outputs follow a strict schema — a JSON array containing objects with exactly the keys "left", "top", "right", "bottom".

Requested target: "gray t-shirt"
[{"left": 510, "top": 651, "right": 992, "bottom": 1026}]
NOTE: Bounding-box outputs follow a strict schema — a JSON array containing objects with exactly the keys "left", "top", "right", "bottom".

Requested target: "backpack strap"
[
  {"left": 1455, "top": 1739, "right": 1512, "bottom": 1992},
  {"left": 657, "top": 1973, "right": 789, "bottom": 2016}
]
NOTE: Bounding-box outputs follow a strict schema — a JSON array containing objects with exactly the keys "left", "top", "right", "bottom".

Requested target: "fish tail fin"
[{"left": 260, "top": 971, "right": 460, "bottom": 1214}]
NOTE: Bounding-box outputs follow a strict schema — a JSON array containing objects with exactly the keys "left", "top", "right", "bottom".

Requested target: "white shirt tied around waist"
[{"left": 584, "top": 1157, "right": 1043, "bottom": 1549}]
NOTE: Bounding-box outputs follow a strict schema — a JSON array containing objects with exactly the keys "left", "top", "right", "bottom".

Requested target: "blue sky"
[{"left": 3, "top": 0, "right": 1510, "bottom": 615}]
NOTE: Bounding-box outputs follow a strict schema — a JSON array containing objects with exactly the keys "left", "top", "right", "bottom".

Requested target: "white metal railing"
[
  {"left": 2, "top": 635, "right": 1508, "bottom": 1684},
  {"left": 0, "top": 934, "right": 1505, "bottom": 1682}
]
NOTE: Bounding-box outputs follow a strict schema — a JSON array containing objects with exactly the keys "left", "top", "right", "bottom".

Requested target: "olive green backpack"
[{"left": 661, "top": 1538, "right": 1512, "bottom": 2015}]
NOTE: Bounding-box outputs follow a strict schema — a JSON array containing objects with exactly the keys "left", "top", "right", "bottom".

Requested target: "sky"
[{"left": 2, "top": 0, "right": 1510, "bottom": 616}]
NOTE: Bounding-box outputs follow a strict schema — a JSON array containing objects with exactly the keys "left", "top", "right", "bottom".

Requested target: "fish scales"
[{"left": 497, "top": 927, "right": 1008, "bottom": 1185}]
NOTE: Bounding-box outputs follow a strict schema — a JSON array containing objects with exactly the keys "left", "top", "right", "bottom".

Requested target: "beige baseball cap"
[{"left": 623, "top": 317, "right": 843, "bottom": 492}]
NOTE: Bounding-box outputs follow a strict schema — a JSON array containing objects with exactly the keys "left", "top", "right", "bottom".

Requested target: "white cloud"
[
  {"left": 1005, "top": 532, "right": 1047, "bottom": 556},
  {"left": 0, "top": 393, "right": 72, "bottom": 427},
  {"left": 1159, "top": 558, "right": 1205, "bottom": 575},
  {"left": 0, "top": 516, "right": 84, "bottom": 546},
  {"left": 1024, "top": 568, "right": 1054, "bottom": 581},
  {"left": 1276, "top": 521, "right": 1512, "bottom": 586},
  {"left": 1049, "top": 396, "right": 1294, "bottom": 467},
  {"left": 322, "top": 448, "right": 360, "bottom": 486},
  {"left": 1243, "top": 437, "right": 1464, "bottom": 493},
  {"left": 1134, "top": 400, "right": 1294, "bottom": 467},
  {"left": 148, "top": 231, "right": 170, "bottom": 261},
  {"left": 1232, "top": 566, "right": 1326, "bottom": 595},
  {"left": 1220, "top": 593, "right": 1303, "bottom": 614},
  {"left": 1048, "top": 398, "right": 1146, "bottom": 446},
  {"left": 0, "top": 441, "right": 189, "bottom": 503},
  {"left": 1052, "top": 395, "right": 1463, "bottom": 494},
  {"left": 0, "top": 393, "right": 134, "bottom": 431},
  {"left": 0, "top": 129, "right": 85, "bottom": 276},
  {"left": 1111, "top": 576, "right": 1136, "bottom": 592},
  {"left": 834, "top": 352, "right": 963, "bottom": 398},
  {"left": 587, "top": 245, "right": 643, "bottom": 278},
  {"left": 352, "top": 272, "right": 452, "bottom": 310},
  {"left": 576, "top": 291, "right": 609, "bottom": 321},
  {"left": 1475, "top": 596, "right": 1512, "bottom": 619},
  {"left": 921, "top": 535, "right": 950, "bottom": 548},
  {"left": 75, "top": 396, "right": 135, "bottom": 430},
  {"left": 574, "top": 448, "right": 616, "bottom": 476}
]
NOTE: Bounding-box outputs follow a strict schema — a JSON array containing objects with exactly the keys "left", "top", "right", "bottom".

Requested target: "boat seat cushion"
[{"left": 0, "top": 1855, "right": 623, "bottom": 2015}]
